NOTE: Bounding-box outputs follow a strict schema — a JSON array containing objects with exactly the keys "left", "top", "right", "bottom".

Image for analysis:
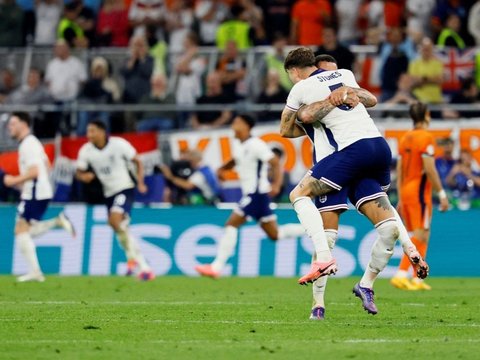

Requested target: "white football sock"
[
  {"left": 211, "top": 226, "right": 238, "bottom": 272},
  {"left": 116, "top": 229, "right": 151, "bottom": 271},
  {"left": 116, "top": 230, "right": 136, "bottom": 260},
  {"left": 292, "top": 197, "right": 331, "bottom": 262},
  {"left": 29, "top": 218, "right": 58, "bottom": 238},
  {"left": 391, "top": 207, "right": 415, "bottom": 252},
  {"left": 360, "top": 220, "right": 398, "bottom": 289},
  {"left": 312, "top": 230, "right": 337, "bottom": 308},
  {"left": 16, "top": 232, "right": 42, "bottom": 274},
  {"left": 278, "top": 223, "right": 305, "bottom": 239}
]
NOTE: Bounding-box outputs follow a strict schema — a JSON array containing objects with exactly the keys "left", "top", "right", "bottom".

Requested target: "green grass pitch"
[{"left": 0, "top": 276, "right": 478, "bottom": 359}]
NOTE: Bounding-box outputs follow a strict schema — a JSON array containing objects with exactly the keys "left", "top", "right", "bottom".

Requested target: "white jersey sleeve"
[
  {"left": 116, "top": 137, "right": 137, "bottom": 160},
  {"left": 285, "top": 82, "right": 304, "bottom": 111},
  {"left": 76, "top": 145, "right": 90, "bottom": 171},
  {"left": 253, "top": 138, "right": 274, "bottom": 162}
]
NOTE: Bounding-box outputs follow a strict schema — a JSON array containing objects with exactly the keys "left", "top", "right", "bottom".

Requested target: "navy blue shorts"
[
  {"left": 105, "top": 188, "right": 135, "bottom": 215},
  {"left": 17, "top": 199, "right": 50, "bottom": 222},
  {"left": 315, "top": 178, "right": 388, "bottom": 212},
  {"left": 315, "top": 188, "right": 349, "bottom": 213},
  {"left": 235, "top": 192, "right": 276, "bottom": 222},
  {"left": 310, "top": 137, "right": 392, "bottom": 191}
]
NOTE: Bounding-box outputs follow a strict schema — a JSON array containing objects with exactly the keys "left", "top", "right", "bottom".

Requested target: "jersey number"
[{"left": 329, "top": 83, "right": 352, "bottom": 111}]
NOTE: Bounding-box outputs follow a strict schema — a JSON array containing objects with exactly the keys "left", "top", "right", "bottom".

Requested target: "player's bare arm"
[
  {"left": 280, "top": 108, "right": 306, "bottom": 138},
  {"left": 75, "top": 169, "right": 96, "bottom": 183},
  {"left": 217, "top": 159, "right": 236, "bottom": 179},
  {"left": 132, "top": 156, "right": 147, "bottom": 194},
  {"left": 3, "top": 165, "right": 38, "bottom": 187},
  {"left": 268, "top": 156, "right": 283, "bottom": 197},
  {"left": 350, "top": 88, "right": 377, "bottom": 108},
  {"left": 296, "top": 99, "right": 336, "bottom": 124},
  {"left": 422, "top": 156, "right": 449, "bottom": 211}
]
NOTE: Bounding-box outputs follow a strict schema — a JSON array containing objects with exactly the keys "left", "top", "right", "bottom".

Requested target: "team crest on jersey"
[{"left": 319, "top": 195, "right": 327, "bottom": 203}]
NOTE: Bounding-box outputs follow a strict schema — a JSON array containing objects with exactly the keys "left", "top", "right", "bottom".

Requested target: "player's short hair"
[
  {"left": 88, "top": 120, "right": 107, "bottom": 131},
  {"left": 11, "top": 112, "right": 31, "bottom": 127},
  {"left": 284, "top": 47, "right": 316, "bottom": 71},
  {"left": 409, "top": 102, "right": 429, "bottom": 124},
  {"left": 237, "top": 113, "right": 256, "bottom": 129},
  {"left": 272, "top": 147, "right": 284, "bottom": 159},
  {"left": 315, "top": 54, "right": 337, "bottom": 66}
]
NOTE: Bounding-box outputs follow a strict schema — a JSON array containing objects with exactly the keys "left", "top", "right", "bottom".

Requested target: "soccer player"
[
  {"left": 195, "top": 114, "right": 306, "bottom": 278},
  {"left": 4, "top": 112, "right": 76, "bottom": 282},
  {"left": 75, "top": 120, "right": 154, "bottom": 280},
  {"left": 281, "top": 48, "right": 428, "bottom": 315},
  {"left": 301, "top": 56, "right": 428, "bottom": 319},
  {"left": 390, "top": 103, "right": 449, "bottom": 290}
]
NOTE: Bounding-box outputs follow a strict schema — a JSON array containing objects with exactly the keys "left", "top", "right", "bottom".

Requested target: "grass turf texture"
[{"left": 0, "top": 277, "right": 478, "bottom": 359}]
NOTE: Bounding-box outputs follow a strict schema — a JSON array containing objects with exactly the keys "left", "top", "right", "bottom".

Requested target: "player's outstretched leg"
[
  {"left": 196, "top": 225, "right": 238, "bottom": 279},
  {"left": 28, "top": 212, "right": 76, "bottom": 238}
]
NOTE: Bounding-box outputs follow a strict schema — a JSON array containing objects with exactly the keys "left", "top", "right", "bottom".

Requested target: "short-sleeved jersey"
[
  {"left": 398, "top": 129, "right": 435, "bottom": 205},
  {"left": 18, "top": 134, "right": 53, "bottom": 200},
  {"left": 76, "top": 137, "right": 137, "bottom": 198},
  {"left": 286, "top": 68, "right": 382, "bottom": 151},
  {"left": 232, "top": 137, "right": 274, "bottom": 195}
]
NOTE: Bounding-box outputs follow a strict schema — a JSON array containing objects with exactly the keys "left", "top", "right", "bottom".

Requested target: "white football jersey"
[
  {"left": 232, "top": 137, "right": 274, "bottom": 195},
  {"left": 286, "top": 69, "right": 381, "bottom": 151},
  {"left": 18, "top": 134, "right": 53, "bottom": 200},
  {"left": 76, "top": 137, "right": 137, "bottom": 198}
]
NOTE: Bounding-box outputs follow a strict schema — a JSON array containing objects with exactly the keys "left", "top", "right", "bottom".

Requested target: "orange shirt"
[
  {"left": 291, "top": 0, "right": 331, "bottom": 46},
  {"left": 398, "top": 129, "right": 435, "bottom": 205}
]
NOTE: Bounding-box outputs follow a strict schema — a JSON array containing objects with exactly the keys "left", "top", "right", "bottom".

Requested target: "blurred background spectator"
[
  {"left": 194, "top": 0, "right": 229, "bottom": 46},
  {"left": 128, "top": 0, "right": 164, "bottom": 37},
  {"left": 446, "top": 149, "right": 480, "bottom": 210},
  {"left": 290, "top": 0, "right": 332, "bottom": 46},
  {"left": 256, "top": 69, "right": 288, "bottom": 122},
  {"left": 121, "top": 35, "right": 154, "bottom": 103},
  {"left": 0, "top": 69, "right": 17, "bottom": 103},
  {"left": 407, "top": 37, "right": 444, "bottom": 104},
  {"left": 34, "top": 0, "right": 62, "bottom": 46},
  {"left": 216, "top": 40, "right": 246, "bottom": 102},
  {"left": 137, "top": 73, "right": 177, "bottom": 131},
  {"left": 190, "top": 71, "right": 232, "bottom": 129},
  {"left": 216, "top": 4, "right": 253, "bottom": 50},
  {"left": 96, "top": 0, "right": 130, "bottom": 47},
  {"left": 77, "top": 56, "right": 120, "bottom": 135},
  {"left": 334, "top": 0, "right": 362, "bottom": 46},
  {"left": 0, "top": 0, "right": 24, "bottom": 47},
  {"left": 315, "top": 26, "right": 355, "bottom": 71}
]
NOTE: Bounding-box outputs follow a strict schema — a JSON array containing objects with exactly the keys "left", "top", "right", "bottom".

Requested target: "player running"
[
  {"left": 281, "top": 48, "right": 428, "bottom": 315},
  {"left": 390, "top": 103, "right": 449, "bottom": 291},
  {"left": 75, "top": 120, "right": 154, "bottom": 280},
  {"left": 4, "top": 112, "right": 76, "bottom": 282},
  {"left": 195, "top": 114, "right": 306, "bottom": 278}
]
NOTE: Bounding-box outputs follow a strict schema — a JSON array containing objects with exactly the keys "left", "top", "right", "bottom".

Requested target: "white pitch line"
[
  {"left": 0, "top": 338, "right": 479, "bottom": 345},
  {"left": 0, "top": 318, "right": 478, "bottom": 328},
  {"left": 0, "top": 300, "right": 262, "bottom": 306}
]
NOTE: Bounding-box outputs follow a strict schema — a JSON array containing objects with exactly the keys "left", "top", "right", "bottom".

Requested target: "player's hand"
[
  {"left": 269, "top": 184, "right": 281, "bottom": 198},
  {"left": 439, "top": 197, "right": 449, "bottom": 212},
  {"left": 329, "top": 86, "right": 349, "bottom": 106},
  {"left": 3, "top": 174, "right": 16, "bottom": 187},
  {"left": 343, "top": 89, "right": 360, "bottom": 107},
  {"left": 137, "top": 181, "right": 148, "bottom": 194}
]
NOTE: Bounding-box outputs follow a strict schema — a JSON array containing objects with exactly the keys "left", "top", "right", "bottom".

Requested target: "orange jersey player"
[{"left": 391, "top": 102, "right": 449, "bottom": 291}]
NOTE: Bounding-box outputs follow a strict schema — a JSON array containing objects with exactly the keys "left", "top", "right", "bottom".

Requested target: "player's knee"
[{"left": 289, "top": 186, "right": 308, "bottom": 203}]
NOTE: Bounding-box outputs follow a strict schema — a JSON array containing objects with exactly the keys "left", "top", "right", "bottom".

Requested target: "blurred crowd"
[{"left": 0, "top": 0, "right": 479, "bottom": 136}]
